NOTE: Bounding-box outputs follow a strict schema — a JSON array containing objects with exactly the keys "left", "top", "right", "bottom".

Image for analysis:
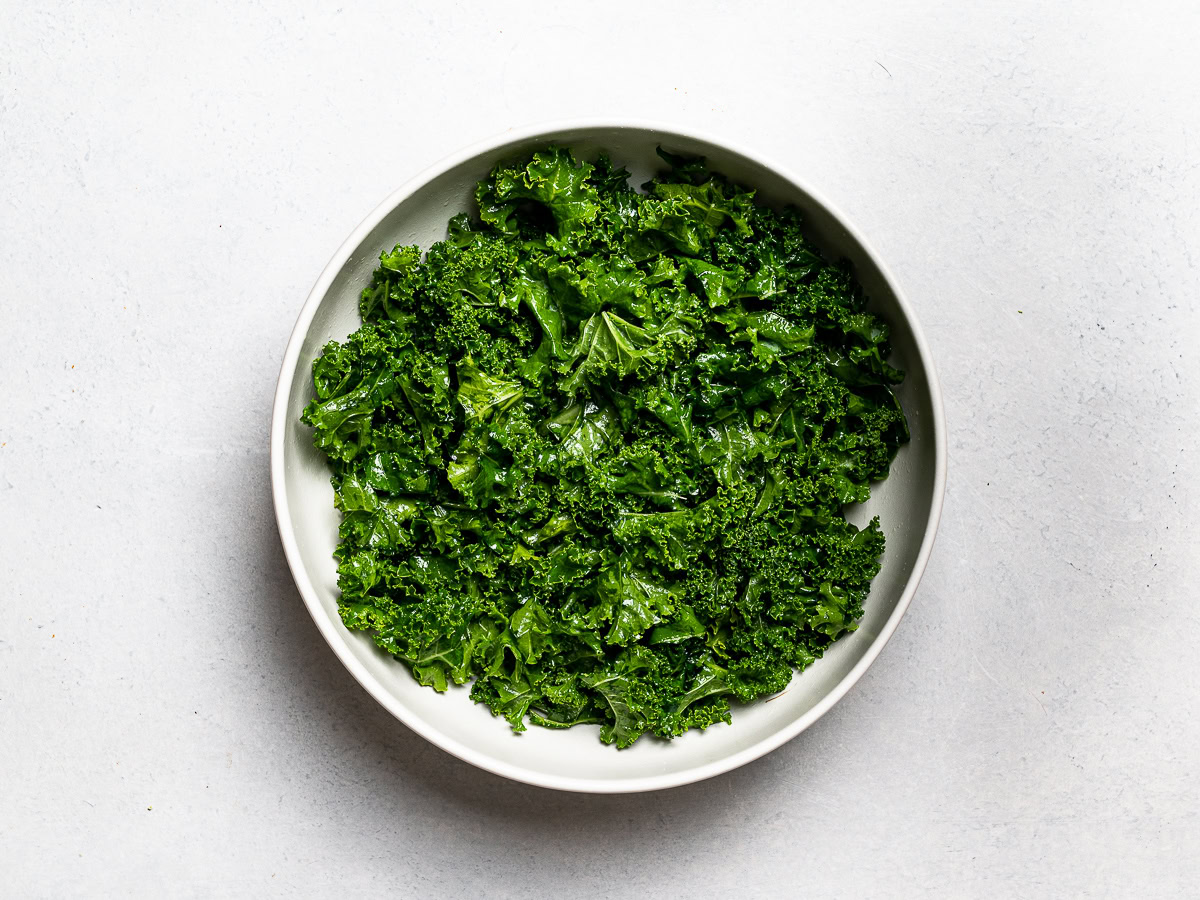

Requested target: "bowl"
[{"left": 270, "top": 120, "right": 946, "bottom": 793}]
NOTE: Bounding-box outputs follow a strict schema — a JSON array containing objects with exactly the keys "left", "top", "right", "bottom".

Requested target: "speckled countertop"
[{"left": 2, "top": 2, "right": 1197, "bottom": 896}]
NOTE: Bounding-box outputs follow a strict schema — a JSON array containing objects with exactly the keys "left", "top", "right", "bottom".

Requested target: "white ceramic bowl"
[{"left": 271, "top": 121, "right": 946, "bottom": 793}]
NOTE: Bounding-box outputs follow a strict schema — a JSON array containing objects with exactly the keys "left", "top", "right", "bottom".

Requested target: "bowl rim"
[{"left": 270, "top": 118, "right": 947, "bottom": 793}]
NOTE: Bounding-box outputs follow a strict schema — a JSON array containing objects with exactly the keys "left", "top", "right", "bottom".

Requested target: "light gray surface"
[{"left": 2, "top": 1, "right": 1197, "bottom": 896}]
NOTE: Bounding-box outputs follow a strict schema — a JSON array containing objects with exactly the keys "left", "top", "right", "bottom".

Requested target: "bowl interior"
[{"left": 274, "top": 125, "right": 942, "bottom": 792}]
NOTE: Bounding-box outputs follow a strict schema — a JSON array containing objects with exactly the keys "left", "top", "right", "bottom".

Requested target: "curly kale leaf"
[{"left": 302, "top": 145, "right": 908, "bottom": 748}]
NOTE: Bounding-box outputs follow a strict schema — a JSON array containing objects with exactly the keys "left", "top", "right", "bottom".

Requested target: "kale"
[{"left": 301, "top": 146, "right": 908, "bottom": 748}]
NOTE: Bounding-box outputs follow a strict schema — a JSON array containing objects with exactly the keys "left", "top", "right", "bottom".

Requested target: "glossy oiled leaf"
[{"left": 302, "top": 144, "right": 907, "bottom": 748}]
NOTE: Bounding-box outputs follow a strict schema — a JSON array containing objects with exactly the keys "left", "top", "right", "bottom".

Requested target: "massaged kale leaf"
[{"left": 302, "top": 146, "right": 908, "bottom": 747}]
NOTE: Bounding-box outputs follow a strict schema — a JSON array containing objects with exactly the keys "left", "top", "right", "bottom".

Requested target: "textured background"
[{"left": 2, "top": 1, "right": 1198, "bottom": 896}]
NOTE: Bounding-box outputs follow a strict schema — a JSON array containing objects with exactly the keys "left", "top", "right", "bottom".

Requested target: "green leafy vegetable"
[{"left": 301, "top": 146, "right": 908, "bottom": 748}]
